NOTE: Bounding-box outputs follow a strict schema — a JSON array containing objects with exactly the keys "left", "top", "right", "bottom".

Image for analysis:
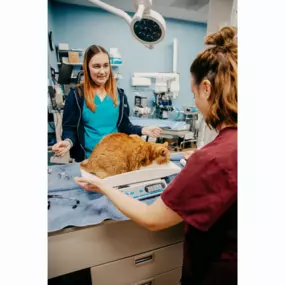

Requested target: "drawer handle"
[
  {"left": 134, "top": 253, "right": 154, "bottom": 266},
  {"left": 135, "top": 277, "right": 154, "bottom": 285}
]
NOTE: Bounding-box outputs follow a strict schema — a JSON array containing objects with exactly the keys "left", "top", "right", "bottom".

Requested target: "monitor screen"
[{"left": 57, "top": 63, "right": 73, "bottom": 85}]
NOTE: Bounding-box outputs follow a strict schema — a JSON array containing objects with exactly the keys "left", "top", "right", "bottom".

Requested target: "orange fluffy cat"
[{"left": 80, "top": 133, "right": 170, "bottom": 178}]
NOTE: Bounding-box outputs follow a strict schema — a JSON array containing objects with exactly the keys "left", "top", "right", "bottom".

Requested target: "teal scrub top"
[{"left": 82, "top": 94, "right": 120, "bottom": 158}]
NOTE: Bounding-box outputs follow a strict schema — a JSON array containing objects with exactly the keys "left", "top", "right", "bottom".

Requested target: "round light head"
[{"left": 130, "top": 9, "right": 166, "bottom": 47}]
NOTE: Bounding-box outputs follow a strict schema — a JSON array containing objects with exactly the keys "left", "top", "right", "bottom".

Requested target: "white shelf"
[
  {"left": 58, "top": 49, "right": 84, "bottom": 53},
  {"left": 57, "top": 62, "right": 83, "bottom": 66}
]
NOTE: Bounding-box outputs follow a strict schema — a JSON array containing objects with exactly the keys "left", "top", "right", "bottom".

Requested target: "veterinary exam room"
[{"left": 47, "top": 0, "right": 237, "bottom": 284}]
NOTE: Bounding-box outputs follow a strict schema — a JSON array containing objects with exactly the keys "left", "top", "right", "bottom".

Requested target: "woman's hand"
[
  {"left": 52, "top": 140, "right": 72, "bottom": 157},
  {"left": 142, "top": 126, "right": 162, "bottom": 138},
  {"left": 74, "top": 176, "right": 108, "bottom": 194}
]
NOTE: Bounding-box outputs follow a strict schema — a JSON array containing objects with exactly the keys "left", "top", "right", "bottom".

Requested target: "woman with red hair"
[{"left": 52, "top": 45, "right": 161, "bottom": 162}]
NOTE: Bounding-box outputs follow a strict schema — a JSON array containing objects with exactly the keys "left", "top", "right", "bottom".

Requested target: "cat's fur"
[{"left": 80, "top": 133, "right": 170, "bottom": 178}]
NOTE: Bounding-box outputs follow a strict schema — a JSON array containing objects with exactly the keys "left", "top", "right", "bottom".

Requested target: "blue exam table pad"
[{"left": 48, "top": 152, "right": 184, "bottom": 233}]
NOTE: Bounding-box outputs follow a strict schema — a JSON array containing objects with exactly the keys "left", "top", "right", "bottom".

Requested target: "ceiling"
[{"left": 52, "top": 0, "right": 209, "bottom": 23}]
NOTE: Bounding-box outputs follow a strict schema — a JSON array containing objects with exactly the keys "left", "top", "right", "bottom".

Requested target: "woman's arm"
[
  {"left": 117, "top": 89, "right": 143, "bottom": 136},
  {"left": 117, "top": 89, "right": 162, "bottom": 138},
  {"left": 61, "top": 88, "right": 80, "bottom": 146},
  {"left": 75, "top": 177, "right": 183, "bottom": 231}
]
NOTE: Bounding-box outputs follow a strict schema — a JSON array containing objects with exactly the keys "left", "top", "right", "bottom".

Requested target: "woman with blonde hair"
[
  {"left": 76, "top": 26, "right": 238, "bottom": 285},
  {"left": 52, "top": 45, "right": 161, "bottom": 161}
]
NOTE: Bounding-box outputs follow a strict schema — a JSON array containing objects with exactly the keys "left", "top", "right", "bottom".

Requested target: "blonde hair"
[
  {"left": 81, "top": 45, "right": 118, "bottom": 112},
  {"left": 190, "top": 26, "right": 237, "bottom": 129}
]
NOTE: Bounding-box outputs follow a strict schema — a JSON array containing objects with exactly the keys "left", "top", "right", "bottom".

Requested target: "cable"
[
  {"left": 48, "top": 121, "right": 55, "bottom": 131},
  {"left": 54, "top": 108, "right": 62, "bottom": 129}
]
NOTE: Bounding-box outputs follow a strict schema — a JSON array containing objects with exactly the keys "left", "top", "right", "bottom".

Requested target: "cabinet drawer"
[
  {"left": 49, "top": 220, "right": 184, "bottom": 278},
  {"left": 91, "top": 242, "right": 183, "bottom": 285},
  {"left": 132, "top": 267, "right": 182, "bottom": 285}
]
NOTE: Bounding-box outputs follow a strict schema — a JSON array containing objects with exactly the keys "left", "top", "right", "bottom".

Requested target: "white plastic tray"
[{"left": 80, "top": 161, "right": 181, "bottom": 187}]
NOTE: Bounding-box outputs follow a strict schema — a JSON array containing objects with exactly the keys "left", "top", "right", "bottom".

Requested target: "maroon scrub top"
[{"left": 161, "top": 127, "right": 237, "bottom": 285}]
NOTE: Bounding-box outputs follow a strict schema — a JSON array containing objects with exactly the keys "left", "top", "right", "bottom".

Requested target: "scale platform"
[
  {"left": 80, "top": 161, "right": 181, "bottom": 200},
  {"left": 116, "top": 178, "right": 167, "bottom": 200}
]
